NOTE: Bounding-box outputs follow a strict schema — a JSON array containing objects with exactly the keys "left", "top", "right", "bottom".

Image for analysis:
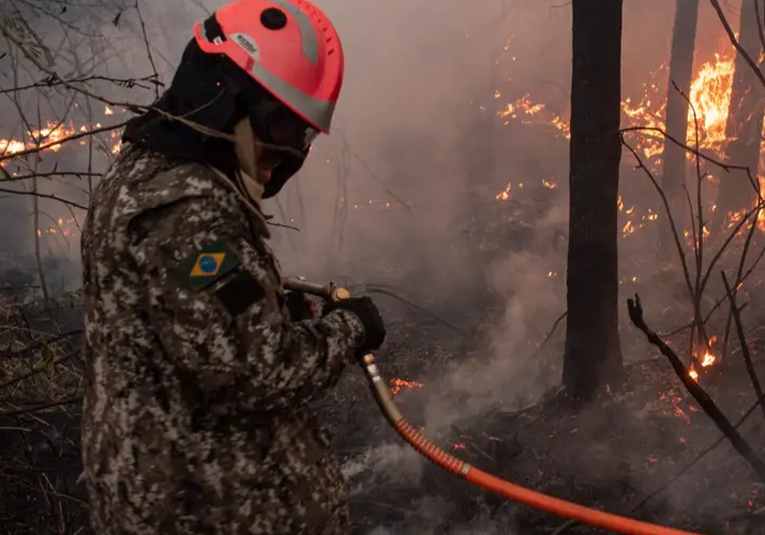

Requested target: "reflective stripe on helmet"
[
  {"left": 270, "top": 0, "right": 318, "bottom": 65},
  {"left": 249, "top": 60, "right": 335, "bottom": 132},
  {"left": 192, "top": 0, "right": 342, "bottom": 133}
]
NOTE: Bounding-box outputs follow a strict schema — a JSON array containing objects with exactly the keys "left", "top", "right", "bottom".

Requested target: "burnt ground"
[
  {"left": 2, "top": 180, "right": 765, "bottom": 534},
  {"left": 0, "top": 277, "right": 764, "bottom": 535},
  {"left": 331, "top": 300, "right": 765, "bottom": 535}
]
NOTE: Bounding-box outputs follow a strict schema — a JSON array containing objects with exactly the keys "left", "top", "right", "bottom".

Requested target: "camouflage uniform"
[{"left": 81, "top": 144, "right": 365, "bottom": 535}]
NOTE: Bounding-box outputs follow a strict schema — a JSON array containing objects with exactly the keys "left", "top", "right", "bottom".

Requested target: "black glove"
[
  {"left": 323, "top": 296, "right": 386, "bottom": 352},
  {"left": 284, "top": 291, "right": 318, "bottom": 321}
]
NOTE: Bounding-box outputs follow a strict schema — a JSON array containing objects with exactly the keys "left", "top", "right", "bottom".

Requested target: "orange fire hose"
[{"left": 282, "top": 277, "right": 705, "bottom": 535}]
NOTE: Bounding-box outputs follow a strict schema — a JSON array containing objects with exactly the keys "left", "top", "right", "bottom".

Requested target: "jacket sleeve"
[{"left": 126, "top": 191, "right": 366, "bottom": 412}]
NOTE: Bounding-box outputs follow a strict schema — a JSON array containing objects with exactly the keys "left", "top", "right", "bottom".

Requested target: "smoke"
[{"left": 2, "top": 0, "right": 763, "bottom": 532}]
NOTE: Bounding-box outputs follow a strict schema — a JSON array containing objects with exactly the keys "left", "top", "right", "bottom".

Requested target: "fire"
[
  {"left": 37, "top": 217, "right": 80, "bottom": 238},
  {"left": 689, "top": 335, "right": 718, "bottom": 382},
  {"left": 497, "top": 95, "right": 570, "bottom": 139},
  {"left": 498, "top": 54, "right": 737, "bottom": 162},
  {"left": 687, "top": 54, "right": 735, "bottom": 153},
  {"left": 495, "top": 179, "right": 560, "bottom": 200},
  {"left": 496, "top": 183, "right": 512, "bottom": 201},
  {"left": 388, "top": 378, "right": 423, "bottom": 396},
  {"left": 0, "top": 106, "right": 123, "bottom": 166},
  {"left": 494, "top": 54, "right": 754, "bottom": 239},
  {"left": 0, "top": 123, "right": 76, "bottom": 158}
]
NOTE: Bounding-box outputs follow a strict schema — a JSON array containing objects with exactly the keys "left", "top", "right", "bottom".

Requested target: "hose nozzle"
[{"left": 282, "top": 276, "right": 350, "bottom": 302}]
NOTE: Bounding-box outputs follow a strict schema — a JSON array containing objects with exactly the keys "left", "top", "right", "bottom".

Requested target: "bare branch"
[
  {"left": 627, "top": 294, "right": 765, "bottom": 482},
  {"left": 708, "top": 0, "right": 765, "bottom": 91},
  {"left": 721, "top": 271, "right": 765, "bottom": 421},
  {"left": 0, "top": 188, "right": 87, "bottom": 210}
]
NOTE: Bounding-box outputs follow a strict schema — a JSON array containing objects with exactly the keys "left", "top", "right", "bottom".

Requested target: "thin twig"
[
  {"left": 721, "top": 271, "right": 765, "bottom": 421},
  {"left": 132, "top": 0, "right": 159, "bottom": 100},
  {"left": 0, "top": 188, "right": 87, "bottom": 210},
  {"left": 708, "top": 0, "right": 765, "bottom": 91},
  {"left": 0, "top": 396, "right": 81, "bottom": 418}
]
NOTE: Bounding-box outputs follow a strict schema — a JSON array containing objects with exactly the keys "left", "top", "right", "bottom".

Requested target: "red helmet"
[{"left": 194, "top": 0, "right": 344, "bottom": 135}]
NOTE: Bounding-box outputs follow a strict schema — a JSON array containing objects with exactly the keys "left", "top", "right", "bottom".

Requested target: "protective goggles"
[{"left": 249, "top": 98, "right": 319, "bottom": 152}]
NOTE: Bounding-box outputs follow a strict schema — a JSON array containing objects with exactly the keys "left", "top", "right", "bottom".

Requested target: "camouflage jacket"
[{"left": 81, "top": 144, "right": 365, "bottom": 535}]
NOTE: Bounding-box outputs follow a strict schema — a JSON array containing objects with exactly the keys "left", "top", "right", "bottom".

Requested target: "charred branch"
[{"left": 627, "top": 294, "right": 765, "bottom": 482}]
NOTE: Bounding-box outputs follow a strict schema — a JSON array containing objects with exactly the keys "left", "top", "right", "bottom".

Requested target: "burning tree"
[
  {"left": 715, "top": 0, "right": 765, "bottom": 225},
  {"left": 562, "top": 0, "right": 625, "bottom": 397},
  {"left": 660, "top": 0, "right": 699, "bottom": 245}
]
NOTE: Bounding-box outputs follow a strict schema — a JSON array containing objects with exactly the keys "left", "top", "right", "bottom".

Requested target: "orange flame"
[
  {"left": 689, "top": 335, "right": 718, "bottom": 382},
  {"left": 388, "top": 378, "right": 424, "bottom": 396},
  {"left": 0, "top": 106, "right": 123, "bottom": 165}
]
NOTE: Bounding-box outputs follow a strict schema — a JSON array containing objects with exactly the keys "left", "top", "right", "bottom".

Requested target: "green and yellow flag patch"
[{"left": 177, "top": 239, "right": 240, "bottom": 290}]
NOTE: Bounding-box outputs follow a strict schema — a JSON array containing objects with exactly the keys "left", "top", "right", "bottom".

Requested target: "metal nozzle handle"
[{"left": 282, "top": 276, "right": 350, "bottom": 302}]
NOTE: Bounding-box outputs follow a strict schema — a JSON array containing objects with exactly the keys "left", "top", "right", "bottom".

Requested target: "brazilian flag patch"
[{"left": 178, "top": 239, "right": 240, "bottom": 290}]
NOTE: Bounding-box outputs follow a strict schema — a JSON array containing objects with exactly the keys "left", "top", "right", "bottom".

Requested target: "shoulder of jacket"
[{"left": 110, "top": 147, "right": 237, "bottom": 218}]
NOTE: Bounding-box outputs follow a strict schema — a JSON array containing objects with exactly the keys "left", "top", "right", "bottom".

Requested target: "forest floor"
[
  {"left": 329, "top": 208, "right": 765, "bottom": 533},
  {"left": 1, "top": 288, "right": 763, "bottom": 535},
  {"left": 1, "top": 183, "right": 765, "bottom": 534},
  {"left": 334, "top": 311, "right": 765, "bottom": 535}
]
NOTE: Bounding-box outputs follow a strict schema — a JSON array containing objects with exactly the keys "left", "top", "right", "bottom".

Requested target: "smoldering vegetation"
[{"left": 1, "top": 0, "right": 765, "bottom": 533}]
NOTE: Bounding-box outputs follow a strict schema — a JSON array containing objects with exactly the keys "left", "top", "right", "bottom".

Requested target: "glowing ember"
[
  {"left": 388, "top": 378, "right": 423, "bottom": 396},
  {"left": 757, "top": 176, "right": 765, "bottom": 231},
  {"left": 496, "top": 183, "right": 512, "bottom": 201},
  {"left": 352, "top": 199, "right": 393, "bottom": 210},
  {"left": 748, "top": 485, "right": 763, "bottom": 509},
  {"left": 37, "top": 216, "right": 80, "bottom": 238},
  {"left": 659, "top": 390, "right": 693, "bottom": 424}
]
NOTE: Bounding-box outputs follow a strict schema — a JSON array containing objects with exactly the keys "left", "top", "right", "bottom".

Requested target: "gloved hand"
[
  {"left": 323, "top": 296, "right": 386, "bottom": 353},
  {"left": 284, "top": 290, "right": 318, "bottom": 321}
]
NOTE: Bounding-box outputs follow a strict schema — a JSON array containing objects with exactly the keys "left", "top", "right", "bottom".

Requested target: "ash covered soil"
[
  {"left": 2, "top": 236, "right": 765, "bottom": 534},
  {"left": 326, "top": 297, "right": 765, "bottom": 535},
  {"left": 0, "top": 289, "right": 763, "bottom": 535}
]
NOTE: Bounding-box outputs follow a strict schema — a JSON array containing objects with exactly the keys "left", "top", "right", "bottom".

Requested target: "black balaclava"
[{"left": 122, "top": 36, "right": 308, "bottom": 198}]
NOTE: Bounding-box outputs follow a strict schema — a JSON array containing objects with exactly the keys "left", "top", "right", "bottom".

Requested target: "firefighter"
[{"left": 80, "top": 1, "right": 386, "bottom": 533}]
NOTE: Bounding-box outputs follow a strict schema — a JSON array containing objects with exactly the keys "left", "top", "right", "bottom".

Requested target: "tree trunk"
[
  {"left": 563, "top": 0, "right": 625, "bottom": 398},
  {"left": 660, "top": 0, "right": 699, "bottom": 251},
  {"left": 716, "top": 0, "right": 765, "bottom": 222}
]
